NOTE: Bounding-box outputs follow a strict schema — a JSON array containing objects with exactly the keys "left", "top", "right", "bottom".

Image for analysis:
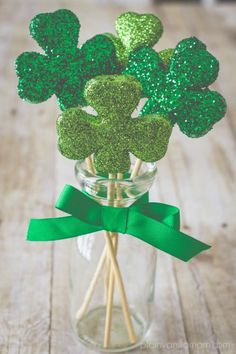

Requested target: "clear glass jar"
[{"left": 70, "top": 159, "right": 157, "bottom": 352}]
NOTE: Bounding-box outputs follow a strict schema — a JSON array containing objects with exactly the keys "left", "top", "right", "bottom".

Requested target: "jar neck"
[{"left": 75, "top": 160, "right": 157, "bottom": 207}]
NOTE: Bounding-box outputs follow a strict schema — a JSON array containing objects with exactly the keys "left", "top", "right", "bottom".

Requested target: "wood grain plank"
[{"left": 0, "top": 1, "right": 57, "bottom": 353}]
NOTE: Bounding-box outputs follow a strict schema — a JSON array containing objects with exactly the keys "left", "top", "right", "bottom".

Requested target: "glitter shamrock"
[
  {"left": 15, "top": 9, "right": 120, "bottom": 111},
  {"left": 56, "top": 75, "right": 172, "bottom": 173},
  {"left": 104, "top": 11, "right": 163, "bottom": 67},
  {"left": 124, "top": 37, "right": 227, "bottom": 138}
]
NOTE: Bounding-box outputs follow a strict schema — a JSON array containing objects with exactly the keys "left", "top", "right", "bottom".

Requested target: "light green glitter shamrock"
[
  {"left": 104, "top": 11, "right": 163, "bottom": 67},
  {"left": 15, "top": 9, "right": 120, "bottom": 111},
  {"left": 56, "top": 75, "right": 172, "bottom": 173},
  {"left": 123, "top": 37, "right": 227, "bottom": 138}
]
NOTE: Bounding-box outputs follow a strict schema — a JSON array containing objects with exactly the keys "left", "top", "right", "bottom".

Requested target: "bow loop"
[{"left": 55, "top": 184, "right": 101, "bottom": 227}]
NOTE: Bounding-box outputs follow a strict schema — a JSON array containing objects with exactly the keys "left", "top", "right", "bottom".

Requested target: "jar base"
[{"left": 75, "top": 305, "right": 148, "bottom": 353}]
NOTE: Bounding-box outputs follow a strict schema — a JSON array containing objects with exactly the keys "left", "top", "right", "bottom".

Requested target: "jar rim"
[
  {"left": 74, "top": 159, "right": 157, "bottom": 205},
  {"left": 75, "top": 159, "right": 157, "bottom": 183}
]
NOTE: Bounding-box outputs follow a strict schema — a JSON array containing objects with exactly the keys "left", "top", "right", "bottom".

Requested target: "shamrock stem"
[
  {"left": 103, "top": 174, "right": 116, "bottom": 303},
  {"left": 104, "top": 248, "right": 110, "bottom": 304},
  {"left": 104, "top": 173, "right": 128, "bottom": 348},
  {"left": 75, "top": 244, "right": 108, "bottom": 320},
  {"left": 115, "top": 173, "right": 124, "bottom": 206},
  {"left": 104, "top": 233, "right": 118, "bottom": 348},
  {"left": 86, "top": 155, "right": 96, "bottom": 174},
  {"left": 131, "top": 158, "right": 142, "bottom": 179},
  {"left": 104, "top": 173, "right": 136, "bottom": 347}
]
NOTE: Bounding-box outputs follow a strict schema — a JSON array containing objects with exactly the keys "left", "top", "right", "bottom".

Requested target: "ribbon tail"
[
  {"left": 27, "top": 216, "right": 102, "bottom": 241},
  {"left": 127, "top": 212, "right": 211, "bottom": 262}
]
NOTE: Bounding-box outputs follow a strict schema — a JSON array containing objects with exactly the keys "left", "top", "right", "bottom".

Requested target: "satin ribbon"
[{"left": 27, "top": 184, "right": 210, "bottom": 262}]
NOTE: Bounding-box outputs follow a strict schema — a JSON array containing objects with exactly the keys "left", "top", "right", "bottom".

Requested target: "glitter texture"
[
  {"left": 15, "top": 9, "right": 120, "bottom": 110},
  {"left": 158, "top": 48, "right": 174, "bottom": 67},
  {"left": 116, "top": 12, "right": 163, "bottom": 52},
  {"left": 123, "top": 47, "right": 166, "bottom": 97},
  {"left": 57, "top": 75, "right": 172, "bottom": 173},
  {"left": 104, "top": 33, "right": 128, "bottom": 67},
  {"left": 104, "top": 11, "right": 163, "bottom": 67},
  {"left": 124, "top": 37, "right": 227, "bottom": 138}
]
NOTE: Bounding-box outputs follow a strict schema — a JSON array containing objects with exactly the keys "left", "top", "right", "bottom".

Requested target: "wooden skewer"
[
  {"left": 86, "top": 155, "right": 96, "bottom": 174},
  {"left": 75, "top": 236, "right": 117, "bottom": 321},
  {"left": 103, "top": 174, "right": 116, "bottom": 304},
  {"left": 115, "top": 172, "right": 123, "bottom": 207},
  {"left": 76, "top": 244, "right": 108, "bottom": 320},
  {"left": 107, "top": 173, "right": 116, "bottom": 205},
  {"left": 104, "top": 173, "right": 124, "bottom": 348},
  {"left": 86, "top": 156, "right": 110, "bottom": 305},
  {"left": 103, "top": 233, "right": 118, "bottom": 347},
  {"left": 104, "top": 246, "right": 110, "bottom": 304},
  {"left": 130, "top": 158, "right": 142, "bottom": 180},
  {"left": 75, "top": 169, "right": 118, "bottom": 323},
  {"left": 104, "top": 231, "right": 136, "bottom": 347},
  {"left": 76, "top": 156, "right": 106, "bottom": 319},
  {"left": 103, "top": 164, "right": 143, "bottom": 317}
]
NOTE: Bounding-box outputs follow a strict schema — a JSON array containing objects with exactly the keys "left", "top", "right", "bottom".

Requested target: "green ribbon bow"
[
  {"left": 27, "top": 184, "right": 210, "bottom": 262},
  {"left": 15, "top": 9, "right": 119, "bottom": 110}
]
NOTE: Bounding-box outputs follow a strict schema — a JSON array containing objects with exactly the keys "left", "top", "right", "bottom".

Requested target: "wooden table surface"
[{"left": 0, "top": 1, "right": 236, "bottom": 353}]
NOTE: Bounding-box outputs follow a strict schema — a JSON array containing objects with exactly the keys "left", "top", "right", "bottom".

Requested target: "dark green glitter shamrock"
[
  {"left": 56, "top": 75, "right": 172, "bottom": 173},
  {"left": 123, "top": 37, "right": 227, "bottom": 138},
  {"left": 15, "top": 9, "right": 120, "bottom": 111},
  {"left": 104, "top": 11, "right": 163, "bottom": 67}
]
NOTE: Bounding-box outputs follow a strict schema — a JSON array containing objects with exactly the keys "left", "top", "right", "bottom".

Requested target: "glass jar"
[{"left": 70, "top": 159, "right": 157, "bottom": 352}]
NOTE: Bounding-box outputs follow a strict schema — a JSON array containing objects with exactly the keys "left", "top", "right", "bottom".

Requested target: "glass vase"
[{"left": 69, "top": 159, "right": 157, "bottom": 352}]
